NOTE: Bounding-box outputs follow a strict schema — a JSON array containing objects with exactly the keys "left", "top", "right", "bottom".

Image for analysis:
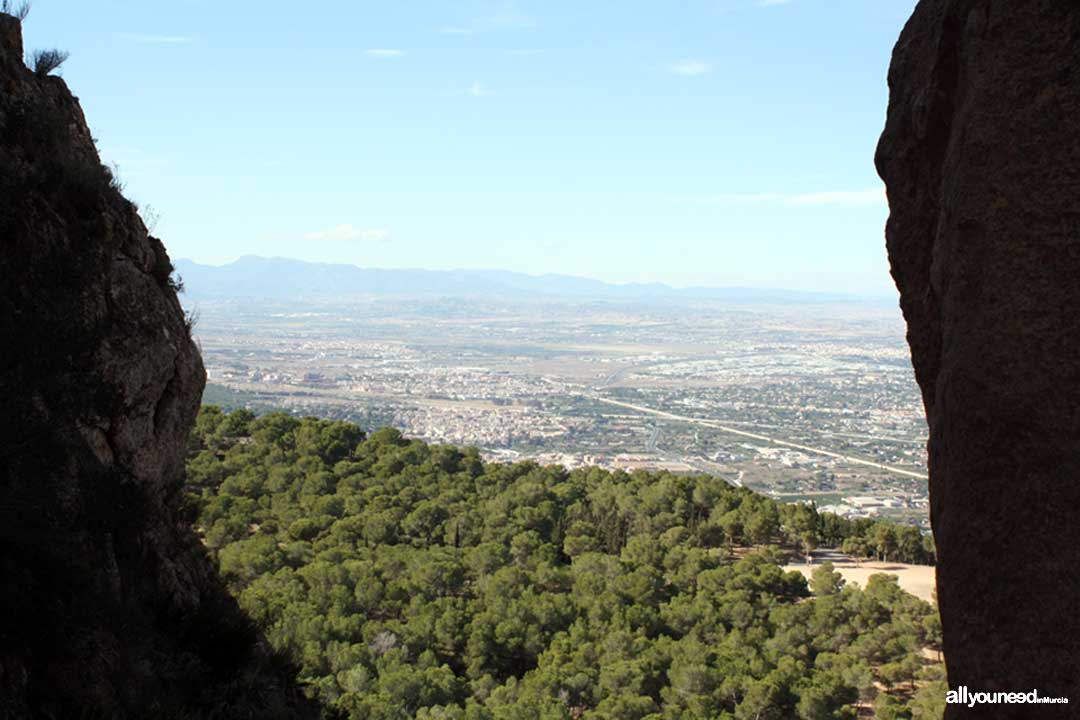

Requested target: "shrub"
[
  {"left": 1, "top": 1, "right": 31, "bottom": 20},
  {"left": 30, "top": 48, "right": 69, "bottom": 77},
  {"left": 141, "top": 205, "right": 162, "bottom": 233},
  {"left": 169, "top": 273, "right": 186, "bottom": 294},
  {"left": 103, "top": 161, "right": 124, "bottom": 192},
  {"left": 184, "top": 308, "right": 199, "bottom": 337}
]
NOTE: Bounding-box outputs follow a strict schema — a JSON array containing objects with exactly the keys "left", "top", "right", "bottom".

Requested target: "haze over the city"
[{"left": 26, "top": 0, "right": 916, "bottom": 296}]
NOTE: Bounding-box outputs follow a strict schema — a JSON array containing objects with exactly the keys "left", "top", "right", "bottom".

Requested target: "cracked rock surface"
[
  {"left": 877, "top": 1, "right": 1080, "bottom": 716},
  {"left": 0, "top": 15, "right": 312, "bottom": 718}
]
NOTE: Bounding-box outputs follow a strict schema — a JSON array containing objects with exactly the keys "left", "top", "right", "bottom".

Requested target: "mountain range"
[{"left": 174, "top": 256, "right": 870, "bottom": 304}]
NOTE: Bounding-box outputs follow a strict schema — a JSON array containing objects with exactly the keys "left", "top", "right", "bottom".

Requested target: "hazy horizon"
[{"left": 176, "top": 254, "right": 900, "bottom": 300}]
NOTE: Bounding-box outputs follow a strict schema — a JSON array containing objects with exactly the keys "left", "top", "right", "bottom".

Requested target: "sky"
[{"left": 22, "top": 0, "right": 918, "bottom": 296}]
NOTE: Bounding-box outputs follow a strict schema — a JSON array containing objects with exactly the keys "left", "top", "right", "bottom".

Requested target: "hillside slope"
[{"left": 189, "top": 407, "right": 945, "bottom": 719}]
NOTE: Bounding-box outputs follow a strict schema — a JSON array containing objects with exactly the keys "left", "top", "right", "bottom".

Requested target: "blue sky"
[{"left": 23, "top": 0, "right": 917, "bottom": 296}]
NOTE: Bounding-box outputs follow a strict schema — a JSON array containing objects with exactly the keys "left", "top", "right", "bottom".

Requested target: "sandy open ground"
[{"left": 784, "top": 549, "right": 937, "bottom": 603}]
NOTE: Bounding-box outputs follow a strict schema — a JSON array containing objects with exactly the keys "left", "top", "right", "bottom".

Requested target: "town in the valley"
[{"left": 191, "top": 291, "right": 929, "bottom": 529}]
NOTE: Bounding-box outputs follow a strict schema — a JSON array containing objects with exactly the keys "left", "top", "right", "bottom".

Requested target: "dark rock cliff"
[
  {"left": 0, "top": 15, "right": 312, "bottom": 718},
  {"left": 877, "top": 1, "right": 1080, "bottom": 716}
]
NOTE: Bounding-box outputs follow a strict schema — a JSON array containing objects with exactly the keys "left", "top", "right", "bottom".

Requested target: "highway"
[{"left": 591, "top": 396, "right": 928, "bottom": 481}]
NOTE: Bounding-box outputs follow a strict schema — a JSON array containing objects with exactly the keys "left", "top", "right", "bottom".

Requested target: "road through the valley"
[{"left": 591, "top": 396, "right": 928, "bottom": 481}]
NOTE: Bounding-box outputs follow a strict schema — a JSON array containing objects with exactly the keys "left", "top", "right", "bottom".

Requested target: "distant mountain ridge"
[{"left": 174, "top": 256, "right": 867, "bottom": 304}]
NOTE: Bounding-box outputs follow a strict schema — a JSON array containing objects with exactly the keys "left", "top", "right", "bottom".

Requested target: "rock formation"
[
  {"left": 0, "top": 14, "right": 312, "bottom": 718},
  {"left": 877, "top": 1, "right": 1080, "bottom": 716}
]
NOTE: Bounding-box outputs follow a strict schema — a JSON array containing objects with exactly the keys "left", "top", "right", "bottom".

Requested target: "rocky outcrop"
[
  {"left": 877, "top": 1, "right": 1080, "bottom": 715},
  {"left": 0, "top": 15, "right": 312, "bottom": 718}
]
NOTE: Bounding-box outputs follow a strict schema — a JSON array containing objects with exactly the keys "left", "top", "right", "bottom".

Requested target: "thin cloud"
[
  {"left": 488, "top": 13, "right": 536, "bottom": 28},
  {"left": 364, "top": 49, "right": 406, "bottom": 58},
  {"left": 437, "top": 26, "right": 474, "bottom": 35},
  {"left": 757, "top": 0, "right": 794, "bottom": 6},
  {"left": 436, "top": 81, "right": 495, "bottom": 98},
  {"left": 304, "top": 225, "right": 391, "bottom": 242},
  {"left": 695, "top": 188, "right": 887, "bottom": 207},
  {"left": 508, "top": 49, "right": 544, "bottom": 56},
  {"left": 787, "top": 189, "right": 886, "bottom": 206},
  {"left": 669, "top": 59, "right": 710, "bottom": 76},
  {"left": 467, "top": 81, "right": 494, "bottom": 97},
  {"left": 119, "top": 33, "right": 193, "bottom": 44}
]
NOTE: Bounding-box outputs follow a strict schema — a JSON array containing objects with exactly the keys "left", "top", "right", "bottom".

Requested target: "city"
[{"left": 190, "top": 291, "right": 930, "bottom": 528}]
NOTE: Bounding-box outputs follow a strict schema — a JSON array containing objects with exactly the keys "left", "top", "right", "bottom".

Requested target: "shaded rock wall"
[
  {"left": 0, "top": 15, "right": 312, "bottom": 718},
  {"left": 877, "top": 1, "right": 1080, "bottom": 715}
]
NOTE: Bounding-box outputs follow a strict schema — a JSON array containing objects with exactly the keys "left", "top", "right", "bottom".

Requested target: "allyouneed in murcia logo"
[{"left": 946, "top": 687, "right": 1069, "bottom": 707}]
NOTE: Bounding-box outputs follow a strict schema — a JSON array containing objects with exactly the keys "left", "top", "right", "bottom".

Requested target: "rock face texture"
[
  {"left": 0, "top": 15, "right": 311, "bottom": 718},
  {"left": 877, "top": 1, "right": 1080, "bottom": 715}
]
